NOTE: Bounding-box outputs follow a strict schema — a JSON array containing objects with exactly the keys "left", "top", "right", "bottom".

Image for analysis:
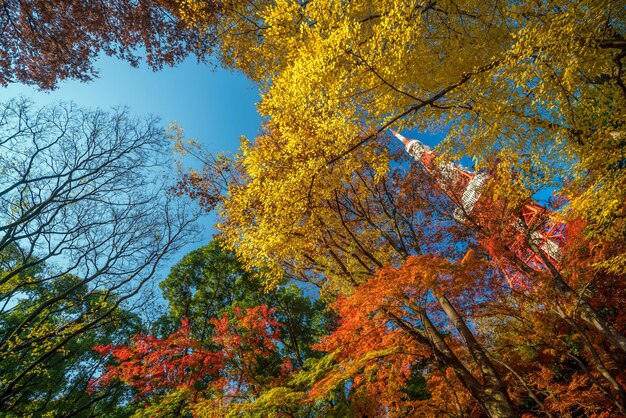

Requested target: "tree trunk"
[
  {"left": 386, "top": 307, "right": 519, "bottom": 418},
  {"left": 527, "top": 239, "right": 626, "bottom": 353}
]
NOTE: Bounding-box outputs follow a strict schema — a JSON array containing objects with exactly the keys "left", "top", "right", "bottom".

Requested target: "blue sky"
[
  {"left": 0, "top": 55, "right": 262, "bottom": 276},
  {"left": 0, "top": 55, "right": 261, "bottom": 155}
]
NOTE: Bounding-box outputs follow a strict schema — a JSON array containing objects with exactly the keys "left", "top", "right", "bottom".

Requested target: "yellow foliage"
[{"left": 181, "top": 0, "right": 626, "bottom": 281}]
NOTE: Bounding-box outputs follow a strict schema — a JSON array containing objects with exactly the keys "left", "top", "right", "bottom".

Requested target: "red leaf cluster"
[{"left": 89, "top": 305, "right": 282, "bottom": 400}]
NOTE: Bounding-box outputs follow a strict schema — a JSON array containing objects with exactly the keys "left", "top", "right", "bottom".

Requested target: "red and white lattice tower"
[{"left": 392, "top": 130, "right": 566, "bottom": 289}]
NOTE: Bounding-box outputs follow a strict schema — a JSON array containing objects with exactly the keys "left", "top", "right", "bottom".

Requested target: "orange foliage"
[
  {"left": 89, "top": 305, "right": 283, "bottom": 401},
  {"left": 308, "top": 255, "right": 502, "bottom": 416}
]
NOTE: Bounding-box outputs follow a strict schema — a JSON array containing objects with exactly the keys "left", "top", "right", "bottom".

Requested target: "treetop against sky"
[{"left": 0, "top": 1, "right": 625, "bottom": 417}]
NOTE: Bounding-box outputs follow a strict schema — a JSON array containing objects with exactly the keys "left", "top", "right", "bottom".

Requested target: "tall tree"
[
  {"left": 0, "top": 99, "right": 198, "bottom": 412},
  {"left": 167, "top": 2, "right": 626, "bottom": 364},
  {"left": 92, "top": 240, "right": 335, "bottom": 417},
  {"left": 174, "top": 128, "right": 625, "bottom": 415},
  {"left": 178, "top": 0, "right": 625, "bottom": 277},
  {"left": 0, "top": 268, "right": 142, "bottom": 417},
  {"left": 158, "top": 239, "right": 330, "bottom": 364},
  {"left": 164, "top": 1, "right": 626, "bottom": 415}
]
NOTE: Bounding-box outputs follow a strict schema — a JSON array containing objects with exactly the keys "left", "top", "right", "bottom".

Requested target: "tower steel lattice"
[{"left": 393, "top": 130, "right": 565, "bottom": 289}]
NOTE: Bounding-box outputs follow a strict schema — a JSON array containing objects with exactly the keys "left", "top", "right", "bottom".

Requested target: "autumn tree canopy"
[
  {"left": 174, "top": 0, "right": 625, "bottom": 279},
  {"left": 90, "top": 241, "right": 337, "bottom": 417},
  {"left": 0, "top": 0, "right": 218, "bottom": 89},
  {"left": 167, "top": 1, "right": 626, "bottom": 416},
  {"left": 2, "top": 0, "right": 625, "bottom": 417}
]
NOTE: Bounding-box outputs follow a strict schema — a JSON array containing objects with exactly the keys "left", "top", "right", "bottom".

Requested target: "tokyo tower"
[{"left": 392, "top": 130, "right": 566, "bottom": 288}]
